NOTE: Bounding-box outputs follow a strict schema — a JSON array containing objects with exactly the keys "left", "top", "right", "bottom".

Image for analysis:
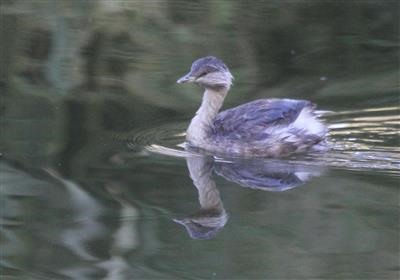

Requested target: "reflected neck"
[
  {"left": 186, "top": 87, "right": 228, "bottom": 144},
  {"left": 186, "top": 156, "right": 224, "bottom": 211}
]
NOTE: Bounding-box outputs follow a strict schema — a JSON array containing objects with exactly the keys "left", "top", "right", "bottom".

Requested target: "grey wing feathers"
[{"left": 213, "top": 99, "right": 314, "bottom": 141}]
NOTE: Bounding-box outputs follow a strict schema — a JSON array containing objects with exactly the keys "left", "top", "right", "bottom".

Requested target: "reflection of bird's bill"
[
  {"left": 172, "top": 209, "right": 229, "bottom": 239},
  {"left": 174, "top": 208, "right": 229, "bottom": 228},
  {"left": 173, "top": 218, "right": 217, "bottom": 240}
]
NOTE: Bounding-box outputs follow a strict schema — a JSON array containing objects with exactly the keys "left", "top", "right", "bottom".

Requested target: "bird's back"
[{"left": 210, "top": 98, "right": 327, "bottom": 156}]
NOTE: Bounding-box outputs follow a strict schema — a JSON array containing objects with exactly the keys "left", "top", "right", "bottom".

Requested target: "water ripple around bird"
[{"left": 113, "top": 106, "right": 400, "bottom": 174}]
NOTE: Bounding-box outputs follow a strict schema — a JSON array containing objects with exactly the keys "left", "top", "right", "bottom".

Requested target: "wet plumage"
[{"left": 177, "top": 56, "right": 328, "bottom": 157}]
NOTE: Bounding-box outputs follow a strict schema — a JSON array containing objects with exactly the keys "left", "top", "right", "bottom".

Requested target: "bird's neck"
[{"left": 186, "top": 87, "right": 228, "bottom": 144}]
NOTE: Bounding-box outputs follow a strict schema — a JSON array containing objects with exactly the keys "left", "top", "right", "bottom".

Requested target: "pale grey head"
[{"left": 177, "top": 56, "right": 233, "bottom": 90}]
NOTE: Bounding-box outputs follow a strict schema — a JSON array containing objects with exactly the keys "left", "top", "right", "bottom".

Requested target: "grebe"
[{"left": 177, "top": 56, "right": 327, "bottom": 157}]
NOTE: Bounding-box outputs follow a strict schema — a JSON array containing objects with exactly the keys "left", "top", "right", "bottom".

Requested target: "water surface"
[{"left": 1, "top": 1, "right": 399, "bottom": 279}]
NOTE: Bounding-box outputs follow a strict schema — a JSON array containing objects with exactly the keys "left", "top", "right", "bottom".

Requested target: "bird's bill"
[{"left": 177, "top": 72, "right": 196, "bottom": 84}]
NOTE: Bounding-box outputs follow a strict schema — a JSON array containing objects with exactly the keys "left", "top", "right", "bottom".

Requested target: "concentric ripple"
[
  {"left": 113, "top": 120, "right": 197, "bottom": 157},
  {"left": 113, "top": 121, "right": 186, "bottom": 148}
]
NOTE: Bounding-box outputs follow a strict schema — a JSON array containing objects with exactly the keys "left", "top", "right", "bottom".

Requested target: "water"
[{"left": 1, "top": 1, "right": 399, "bottom": 279}]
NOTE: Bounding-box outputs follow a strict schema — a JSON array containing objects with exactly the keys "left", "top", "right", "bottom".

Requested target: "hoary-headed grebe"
[{"left": 177, "top": 56, "right": 327, "bottom": 157}]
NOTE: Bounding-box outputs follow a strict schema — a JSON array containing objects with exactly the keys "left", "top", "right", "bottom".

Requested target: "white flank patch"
[{"left": 292, "top": 108, "right": 325, "bottom": 136}]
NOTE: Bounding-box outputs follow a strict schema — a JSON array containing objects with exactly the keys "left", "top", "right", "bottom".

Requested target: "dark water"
[{"left": 1, "top": 1, "right": 399, "bottom": 279}]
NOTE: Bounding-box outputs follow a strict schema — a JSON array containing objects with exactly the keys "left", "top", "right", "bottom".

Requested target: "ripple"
[
  {"left": 113, "top": 121, "right": 187, "bottom": 148},
  {"left": 319, "top": 105, "right": 400, "bottom": 172},
  {"left": 114, "top": 106, "right": 400, "bottom": 173}
]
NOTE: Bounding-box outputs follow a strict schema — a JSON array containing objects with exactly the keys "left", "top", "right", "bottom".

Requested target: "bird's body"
[
  {"left": 177, "top": 56, "right": 327, "bottom": 157},
  {"left": 212, "top": 98, "right": 326, "bottom": 157}
]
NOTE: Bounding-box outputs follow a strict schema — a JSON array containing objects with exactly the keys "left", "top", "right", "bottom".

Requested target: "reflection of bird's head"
[
  {"left": 177, "top": 56, "right": 233, "bottom": 90},
  {"left": 173, "top": 209, "right": 229, "bottom": 240}
]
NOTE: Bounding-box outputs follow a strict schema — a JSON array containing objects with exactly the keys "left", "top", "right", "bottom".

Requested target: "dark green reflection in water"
[{"left": 1, "top": 0, "right": 399, "bottom": 279}]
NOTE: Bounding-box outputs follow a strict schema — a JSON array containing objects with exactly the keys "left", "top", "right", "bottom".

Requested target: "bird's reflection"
[
  {"left": 174, "top": 155, "right": 323, "bottom": 239},
  {"left": 173, "top": 156, "right": 228, "bottom": 240},
  {"left": 215, "top": 158, "right": 323, "bottom": 192}
]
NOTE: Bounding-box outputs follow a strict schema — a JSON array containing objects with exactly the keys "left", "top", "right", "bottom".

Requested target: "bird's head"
[{"left": 177, "top": 56, "right": 233, "bottom": 90}]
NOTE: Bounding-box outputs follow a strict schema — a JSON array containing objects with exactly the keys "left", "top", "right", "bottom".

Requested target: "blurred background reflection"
[{"left": 1, "top": 1, "right": 399, "bottom": 279}]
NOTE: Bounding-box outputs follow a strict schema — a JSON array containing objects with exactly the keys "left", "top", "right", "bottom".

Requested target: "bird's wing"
[{"left": 213, "top": 98, "right": 315, "bottom": 141}]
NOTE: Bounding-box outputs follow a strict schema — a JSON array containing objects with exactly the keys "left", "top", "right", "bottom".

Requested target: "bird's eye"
[{"left": 198, "top": 72, "right": 207, "bottom": 78}]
